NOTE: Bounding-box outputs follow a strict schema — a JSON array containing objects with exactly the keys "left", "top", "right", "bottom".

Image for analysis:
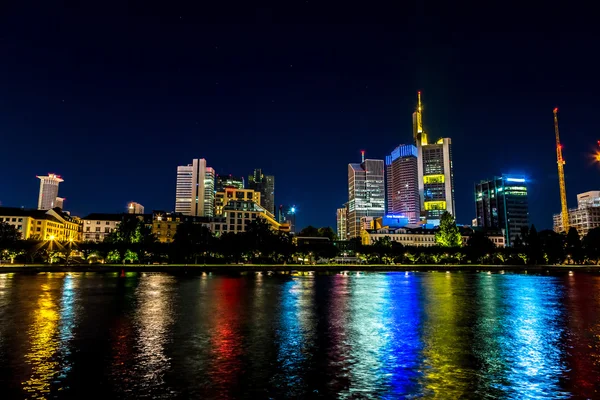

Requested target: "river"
[{"left": 0, "top": 271, "right": 598, "bottom": 398}]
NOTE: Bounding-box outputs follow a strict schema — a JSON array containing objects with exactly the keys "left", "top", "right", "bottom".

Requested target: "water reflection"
[
  {"left": 503, "top": 276, "right": 569, "bottom": 398},
  {"left": 272, "top": 277, "right": 316, "bottom": 396},
  {"left": 564, "top": 274, "right": 600, "bottom": 398},
  {"left": 22, "top": 276, "right": 61, "bottom": 397},
  {"left": 207, "top": 277, "right": 245, "bottom": 397},
  {"left": 418, "top": 273, "right": 477, "bottom": 397},
  {"left": 2, "top": 272, "right": 600, "bottom": 398},
  {"left": 133, "top": 273, "right": 176, "bottom": 397}
]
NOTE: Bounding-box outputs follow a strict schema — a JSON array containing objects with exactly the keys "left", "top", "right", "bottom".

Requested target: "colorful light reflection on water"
[{"left": 0, "top": 272, "right": 599, "bottom": 398}]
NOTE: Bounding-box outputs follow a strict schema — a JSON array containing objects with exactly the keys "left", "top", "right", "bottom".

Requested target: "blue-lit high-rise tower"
[
  {"left": 475, "top": 175, "right": 529, "bottom": 246},
  {"left": 386, "top": 144, "right": 420, "bottom": 223}
]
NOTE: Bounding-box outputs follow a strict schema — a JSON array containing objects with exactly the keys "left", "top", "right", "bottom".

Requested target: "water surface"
[{"left": 0, "top": 271, "right": 599, "bottom": 398}]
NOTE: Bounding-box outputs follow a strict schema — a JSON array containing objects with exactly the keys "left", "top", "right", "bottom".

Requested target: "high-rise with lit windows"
[
  {"left": 248, "top": 169, "right": 275, "bottom": 215},
  {"left": 37, "top": 173, "right": 63, "bottom": 210},
  {"left": 336, "top": 206, "right": 348, "bottom": 240},
  {"left": 413, "top": 92, "right": 455, "bottom": 225},
  {"left": 476, "top": 175, "right": 529, "bottom": 246},
  {"left": 386, "top": 144, "right": 420, "bottom": 223},
  {"left": 347, "top": 153, "right": 385, "bottom": 238},
  {"left": 175, "top": 158, "right": 215, "bottom": 217}
]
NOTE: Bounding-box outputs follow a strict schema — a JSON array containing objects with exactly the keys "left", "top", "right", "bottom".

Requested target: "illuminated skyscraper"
[
  {"left": 347, "top": 154, "right": 385, "bottom": 238},
  {"left": 37, "top": 174, "right": 63, "bottom": 210},
  {"left": 476, "top": 175, "right": 528, "bottom": 246},
  {"left": 413, "top": 92, "right": 455, "bottom": 225},
  {"left": 248, "top": 169, "right": 275, "bottom": 215},
  {"left": 386, "top": 144, "right": 420, "bottom": 223},
  {"left": 127, "top": 202, "right": 144, "bottom": 214},
  {"left": 175, "top": 158, "right": 215, "bottom": 217},
  {"left": 55, "top": 197, "right": 65, "bottom": 210},
  {"left": 336, "top": 206, "right": 348, "bottom": 240}
]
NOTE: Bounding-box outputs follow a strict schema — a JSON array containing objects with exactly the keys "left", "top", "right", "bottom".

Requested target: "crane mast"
[{"left": 553, "top": 108, "right": 569, "bottom": 232}]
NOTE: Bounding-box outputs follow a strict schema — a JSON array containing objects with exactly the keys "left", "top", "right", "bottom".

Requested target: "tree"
[
  {"left": 526, "top": 225, "right": 543, "bottom": 265},
  {"left": 0, "top": 222, "right": 19, "bottom": 251},
  {"left": 435, "top": 212, "right": 462, "bottom": 247},
  {"left": 583, "top": 227, "right": 600, "bottom": 264},
  {"left": 539, "top": 230, "right": 566, "bottom": 265},
  {"left": 105, "top": 217, "right": 155, "bottom": 263},
  {"left": 298, "top": 226, "right": 320, "bottom": 237},
  {"left": 565, "top": 227, "right": 583, "bottom": 264},
  {"left": 173, "top": 222, "right": 215, "bottom": 264}
]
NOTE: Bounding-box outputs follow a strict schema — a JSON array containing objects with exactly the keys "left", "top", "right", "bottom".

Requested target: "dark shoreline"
[{"left": 1, "top": 264, "right": 599, "bottom": 274}]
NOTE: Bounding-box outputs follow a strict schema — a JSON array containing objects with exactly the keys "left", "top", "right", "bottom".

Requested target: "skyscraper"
[
  {"left": 386, "top": 144, "right": 420, "bottom": 223},
  {"left": 215, "top": 175, "right": 245, "bottom": 192},
  {"left": 127, "top": 202, "right": 144, "bottom": 214},
  {"left": 336, "top": 206, "right": 348, "bottom": 240},
  {"left": 248, "top": 169, "right": 275, "bottom": 215},
  {"left": 37, "top": 174, "right": 63, "bottom": 210},
  {"left": 175, "top": 158, "right": 215, "bottom": 217},
  {"left": 347, "top": 154, "right": 385, "bottom": 238},
  {"left": 413, "top": 92, "right": 455, "bottom": 225},
  {"left": 476, "top": 175, "right": 529, "bottom": 246},
  {"left": 55, "top": 197, "right": 65, "bottom": 210}
]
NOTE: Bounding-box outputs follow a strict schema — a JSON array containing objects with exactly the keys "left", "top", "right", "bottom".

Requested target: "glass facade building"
[
  {"left": 386, "top": 144, "right": 420, "bottom": 223},
  {"left": 475, "top": 175, "right": 529, "bottom": 246},
  {"left": 347, "top": 158, "right": 385, "bottom": 238}
]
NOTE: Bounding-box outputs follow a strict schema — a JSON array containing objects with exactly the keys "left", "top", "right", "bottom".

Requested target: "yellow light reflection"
[
  {"left": 22, "top": 282, "right": 60, "bottom": 397},
  {"left": 418, "top": 273, "right": 471, "bottom": 397}
]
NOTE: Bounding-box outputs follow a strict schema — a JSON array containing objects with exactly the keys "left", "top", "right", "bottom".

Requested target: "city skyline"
[{"left": 2, "top": 6, "right": 600, "bottom": 230}]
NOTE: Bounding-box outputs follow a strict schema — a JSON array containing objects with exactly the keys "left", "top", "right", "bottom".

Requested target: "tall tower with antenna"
[
  {"left": 413, "top": 92, "right": 455, "bottom": 225},
  {"left": 553, "top": 108, "right": 569, "bottom": 232}
]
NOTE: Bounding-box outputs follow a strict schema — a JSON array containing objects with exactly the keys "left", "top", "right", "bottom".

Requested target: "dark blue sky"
[{"left": 1, "top": 3, "right": 599, "bottom": 230}]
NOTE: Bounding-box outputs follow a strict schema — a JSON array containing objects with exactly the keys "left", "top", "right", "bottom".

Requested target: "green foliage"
[
  {"left": 435, "top": 212, "right": 462, "bottom": 247},
  {"left": 583, "top": 227, "right": 600, "bottom": 264},
  {"left": 0, "top": 222, "right": 20, "bottom": 252}
]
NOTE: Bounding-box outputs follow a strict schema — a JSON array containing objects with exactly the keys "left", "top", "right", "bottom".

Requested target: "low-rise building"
[
  {"left": 0, "top": 207, "right": 81, "bottom": 241},
  {"left": 215, "top": 188, "right": 261, "bottom": 216},
  {"left": 152, "top": 211, "right": 221, "bottom": 243},
  {"left": 362, "top": 226, "right": 505, "bottom": 247},
  {"left": 553, "top": 190, "right": 600, "bottom": 236},
  {"left": 212, "top": 200, "right": 286, "bottom": 235},
  {"left": 82, "top": 213, "right": 123, "bottom": 242}
]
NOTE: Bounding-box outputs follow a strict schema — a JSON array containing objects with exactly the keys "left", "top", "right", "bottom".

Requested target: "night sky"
[{"left": 1, "top": 3, "right": 599, "bottom": 230}]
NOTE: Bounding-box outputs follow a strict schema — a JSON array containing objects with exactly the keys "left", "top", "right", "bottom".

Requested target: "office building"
[
  {"left": 215, "top": 188, "right": 261, "bottom": 216},
  {"left": 175, "top": 158, "right": 215, "bottom": 217},
  {"left": 37, "top": 174, "right": 63, "bottom": 210},
  {"left": 204, "top": 167, "right": 215, "bottom": 217},
  {"left": 553, "top": 190, "right": 600, "bottom": 236},
  {"left": 336, "top": 206, "right": 348, "bottom": 240},
  {"left": 248, "top": 169, "right": 275, "bottom": 215},
  {"left": 127, "top": 202, "right": 144, "bottom": 214},
  {"left": 386, "top": 144, "right": 419, "bottom": 223},
  {"left": 55, "top": 197, "right": 65, "bottom": 210},
  {"left": 0, "top": 207, "right": 80, "bottom": 241},
  {"left": 211, "top": 200, "right": 287, "bottom": 235},
  {"left": 475, "top": 175, "right": 529, "bottom": 246},
  {"left": 216, "top": 175, "right": 245, "bottom": 192},
  {"left": 577, "top": 191, "right": 600, "bottom": 208},
  {"left": 277, "top": 204, "right": 297, "bottom": 234},
  {"left": 347, "top": 153, "right": 385, "bottom": 238},
  {"left": 413, "top": 92, "right": 455, "bottom": 225}
]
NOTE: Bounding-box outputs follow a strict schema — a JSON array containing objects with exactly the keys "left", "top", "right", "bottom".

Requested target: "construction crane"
[{"left": 553, "top": 108, "right": 569, "bottom": 232}]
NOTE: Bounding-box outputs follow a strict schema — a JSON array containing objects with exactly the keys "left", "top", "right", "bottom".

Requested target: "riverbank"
[{"left": 1, "top": 263, "right": 599, "bottom": 274}]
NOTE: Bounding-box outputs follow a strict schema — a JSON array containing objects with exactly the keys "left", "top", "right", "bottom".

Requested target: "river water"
[{"left": 0, "top": 271, "right": 599, "bottom": 399}]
